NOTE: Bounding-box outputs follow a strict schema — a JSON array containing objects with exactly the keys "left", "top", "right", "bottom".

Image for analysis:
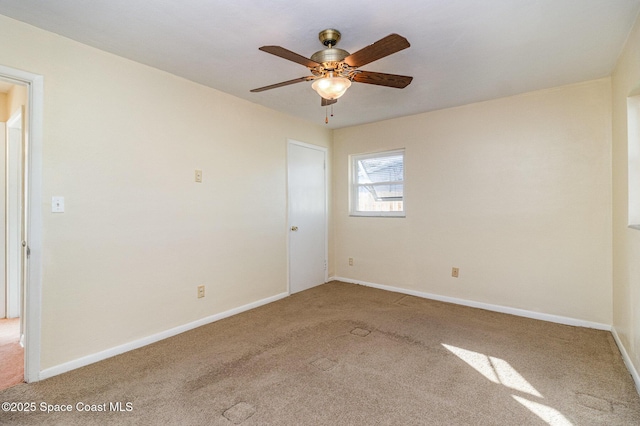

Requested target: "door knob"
[{"left": 291, "top": 226, "right": 298, "bottom": 231}]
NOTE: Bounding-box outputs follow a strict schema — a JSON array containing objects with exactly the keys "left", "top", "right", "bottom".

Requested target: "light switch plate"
[{"left": 52, "top": 196, "right": 64, "bottom": 213}]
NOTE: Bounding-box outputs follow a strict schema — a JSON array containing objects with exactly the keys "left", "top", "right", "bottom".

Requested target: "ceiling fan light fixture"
[{"left": 312, "top": 74, "right": 351, "bottom": 100}]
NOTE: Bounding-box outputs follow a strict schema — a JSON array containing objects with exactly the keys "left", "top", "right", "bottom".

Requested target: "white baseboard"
[
  {"left": 330, "top": 276, "right": 611, "bottom": 331},
  {"left": 39, "top": 292, "right": 289, "bottom": 380},
  {"left": 611, "top": 327, "right": 640, "bottom": 396}
]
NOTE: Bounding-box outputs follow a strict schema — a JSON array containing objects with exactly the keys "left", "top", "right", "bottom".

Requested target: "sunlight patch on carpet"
[
  {"left": 442, "top": 344, "right": 541, "bottom": 397},
  {"left": 443, "top": 343, "right": 574, "bottom": 424},
  {"left": 223, "top": 402, "right": 256, "bottom": 424},
  {"left": 513, "top": 395, "right": 573, "bottom": 425}
]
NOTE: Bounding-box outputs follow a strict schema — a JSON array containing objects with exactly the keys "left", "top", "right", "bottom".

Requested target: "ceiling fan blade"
[
  {"left": 352, "top": 71, "right": 413, "bottom": 88},
  {"left": 344, "top": 34, "right": 410, "bottom": 68},
  {"left": 259, "top": 46, "right": 321, "bottom": 68},
  {"left": 321, "top": 98, "right": 338, "bottom": 107},
  {"left": 250, "top": 76, "right": 314, "bottom": 93}
]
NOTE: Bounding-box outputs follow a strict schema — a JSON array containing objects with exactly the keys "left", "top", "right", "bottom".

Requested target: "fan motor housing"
[{"left": 311, "top": 48, "right": 350, "bottom": 64}]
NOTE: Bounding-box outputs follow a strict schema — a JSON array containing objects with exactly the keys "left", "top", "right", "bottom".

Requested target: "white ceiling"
[{"left": 0, "top": 0, "right": 638, "bottom": 128}]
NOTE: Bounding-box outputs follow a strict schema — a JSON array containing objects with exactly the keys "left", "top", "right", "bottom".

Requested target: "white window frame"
[{"left": 349, "top": 149, "right": 405, "bottom": 217}]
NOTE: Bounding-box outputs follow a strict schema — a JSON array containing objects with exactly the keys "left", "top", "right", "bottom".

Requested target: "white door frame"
[
  {"left": 287, "top": 139, "right": 328, "bottom": 294},
  {"left": 0, "top": 65, "right": 43, "bottom": 383}
]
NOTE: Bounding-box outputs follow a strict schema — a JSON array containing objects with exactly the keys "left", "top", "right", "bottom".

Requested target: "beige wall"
[
  {"left": 0, "top": 92, "right": 7, "bottom": 121},
  {"left": 612, "top": 13, "right": 640, "bottom": 379},
  {"left": 0, "top": 15, "right": 332, "bottom": 369},
  {"left": 6, "top": 84, "right": 27, "bottom": 119},
  {"left": 0, "top": 85, "right": 27, "bottom": 122},
  {"left": 333, "top": 79, "right": 612, "bottom": 324}
]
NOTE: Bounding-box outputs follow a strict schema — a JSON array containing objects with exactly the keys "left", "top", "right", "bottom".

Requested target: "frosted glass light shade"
[{"left": 312, "top": 75, "right": 351, "bottom": 100}]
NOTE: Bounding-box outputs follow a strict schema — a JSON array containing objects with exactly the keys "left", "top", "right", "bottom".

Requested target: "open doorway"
[
  {"left": 0, "top": 79, "right": 27, "bottom": 390},
  {"left": 0, "top": 64, "right": 43, "bottom": 385}
]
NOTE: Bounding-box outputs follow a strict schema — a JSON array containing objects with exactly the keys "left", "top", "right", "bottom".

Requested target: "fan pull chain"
[{"left": 324, "top": 104, "right": 336, "bottom": 124}]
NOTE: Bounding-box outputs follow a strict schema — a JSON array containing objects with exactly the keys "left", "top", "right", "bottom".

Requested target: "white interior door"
[{"left": 288, "top": 141, "right": 327, "bottom": 294}]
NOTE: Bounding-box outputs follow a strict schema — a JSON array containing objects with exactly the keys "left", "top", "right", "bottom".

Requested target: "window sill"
[{"left": 628, "top": 224, "right": 640, "bottom": 231}]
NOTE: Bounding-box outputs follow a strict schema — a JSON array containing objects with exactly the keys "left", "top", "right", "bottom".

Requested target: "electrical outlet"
[
  {"left": 348, "top": 258, "right": 353, "bottom": 266},
  {"left": 195, "top": 169, "right": 203, "bottom": 183},
  {"left": 197, "top": 285, "right": 205, "bottom": 298},
  {"left": 452, "top": 267, "right": 459, "bottom": 278}
]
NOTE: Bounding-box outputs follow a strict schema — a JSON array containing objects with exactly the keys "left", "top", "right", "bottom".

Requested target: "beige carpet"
[
  {"left": 1, "top": 281, "right": 639, "bottom": 425},
  {"left": 0, "top": 318, "right": 23, "bottom": 391}
]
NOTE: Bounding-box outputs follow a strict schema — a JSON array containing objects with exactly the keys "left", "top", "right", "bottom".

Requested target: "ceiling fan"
[{"left": 250, "top": 29, "right": 413, "bottom": 107}]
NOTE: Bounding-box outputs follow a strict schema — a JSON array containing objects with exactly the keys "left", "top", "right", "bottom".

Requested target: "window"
[{"left": 350, "top": 149, "right": 405, "bottom": 217}]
